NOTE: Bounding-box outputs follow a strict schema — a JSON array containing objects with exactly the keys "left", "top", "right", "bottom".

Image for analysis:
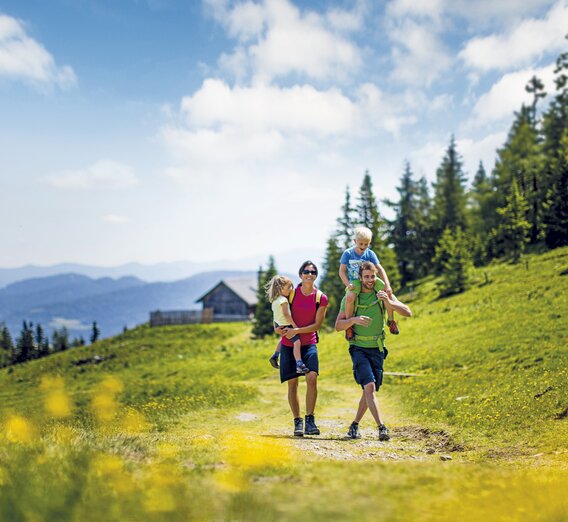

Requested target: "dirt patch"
[{"left": 273, "top": 421, "right": 465, "bottom": 462}]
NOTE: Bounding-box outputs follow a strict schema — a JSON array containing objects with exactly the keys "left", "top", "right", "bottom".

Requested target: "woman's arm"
[{"left": 284, "top": 306, "right": 328, "bottom": 338}]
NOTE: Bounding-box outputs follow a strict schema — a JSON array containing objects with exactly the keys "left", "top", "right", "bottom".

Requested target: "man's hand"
[
  {"left": 347, "top": 282, "right": 355, "bottom": 291},
  {"left": 377, "top": 290, "right": 391, "bottom": 304},
  {"left": 384, "top": 285, "right": 393, "bottom": 297},
  {"left": 352, "top": 315, "right": 371, "bottom": 327}
]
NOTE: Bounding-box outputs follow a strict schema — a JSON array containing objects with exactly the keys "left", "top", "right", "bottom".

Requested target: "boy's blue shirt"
[{"left": 340, "top": 247, "right": 380, "bottom": 282}]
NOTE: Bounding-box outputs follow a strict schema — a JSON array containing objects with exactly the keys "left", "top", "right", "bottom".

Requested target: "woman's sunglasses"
[{"left": 302, "top": 270, "right": 317, "bottom": 275}]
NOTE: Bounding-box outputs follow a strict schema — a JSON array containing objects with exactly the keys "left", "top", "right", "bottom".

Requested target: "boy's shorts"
[
  {"left": 280, "top": 344, "right": 319, "bottom": 383},
  {"left": 349, "top": 345, "right": 384, "bottom": 390},
  {"left": 345, "top": 279, "right": 383, "bottom": 295},
  {"left": 274, "top": 322, "right": 300, "bottom": 343}
]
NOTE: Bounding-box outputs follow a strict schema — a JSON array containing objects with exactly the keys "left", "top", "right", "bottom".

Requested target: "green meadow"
[{"left": 1, "top": 248, "right": 567, "bottom": 521}]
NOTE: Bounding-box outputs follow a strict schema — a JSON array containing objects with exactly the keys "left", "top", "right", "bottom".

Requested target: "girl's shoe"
[
  {"left": 387, "top": 319, "right": 399, "bottom": 335},
  {"left": 296, "top": 361, "right": 310, "bottom": 374},
  {"left": 269, "top": 355, "right": 279, "bottom": 369}
]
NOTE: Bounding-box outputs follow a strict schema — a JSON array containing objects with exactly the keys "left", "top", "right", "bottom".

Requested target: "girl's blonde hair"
[{"left": 265, "top": 275, "right": 293, "bottom": 303}]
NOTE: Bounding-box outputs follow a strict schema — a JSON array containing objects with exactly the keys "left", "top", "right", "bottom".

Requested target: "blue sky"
[{"left": 1, "top": 0, "right": 566, "bottom": 269}]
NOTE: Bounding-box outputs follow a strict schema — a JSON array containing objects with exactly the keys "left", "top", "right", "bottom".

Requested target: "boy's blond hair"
[
  {"left": 265, "top": 275, "right": 293, "bottom": 303},
  {"left": 354, "top": 226, "right": 373, "bottom": 242}
]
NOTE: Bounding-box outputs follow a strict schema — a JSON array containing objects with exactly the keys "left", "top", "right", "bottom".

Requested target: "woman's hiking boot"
[
  {"left": 293, "top": 417, "right": 304, "bottom": 437},
  {"left": 305, "top": 414, "right": 320, "bottom": 435},
  {"left": 387, "top": 319, "right": 400, "bottom": 335},
  {"left": 347, "top": 422, "right": 361, "bottom": 439},
  {"left": 378, "top": 424, "right": 390, "bottom": 441}
]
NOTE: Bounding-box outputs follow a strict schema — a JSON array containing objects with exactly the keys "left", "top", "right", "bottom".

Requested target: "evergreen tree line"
[
  {"left": 0, "top": 320, "right": 100, "bottom": 368},
  {"left": 318, "top": 42, "right": 568, "bottom": 317}
]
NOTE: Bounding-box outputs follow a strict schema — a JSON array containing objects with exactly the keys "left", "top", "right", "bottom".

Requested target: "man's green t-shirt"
[{"left": 340, "top": 280, "right": 386, "bottom": 349}]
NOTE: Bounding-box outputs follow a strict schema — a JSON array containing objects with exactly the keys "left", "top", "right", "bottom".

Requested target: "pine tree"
[
  {"left": 336, "top": 186, "right": 355, "bottom": 249},
  {"left": 355, "top": 171, "right": 400, "bottom": 289},
  {"left": 492, "top": 105, "right": 544, "bottom": 243},
  {"left": 0, "top": 324, "right": 14, "bottom": 367},
  {"left": 494, "top": 177, "right": 531, "bottom": 263},
  {"left": 467, "top": 161, "right": 495, "bottom": 265},
  {"left": 386, "top": 162, "right": 420, "bottom": 287},
  {"left": 52, "top": 327, "right": 70, "bottom": 352},
  {"left": 90, "top": 321, "right": 100, "bottom": 344},
  {"left": 319, "top": 234, "right": 345, "bottom": 325},
  {"left": 15, "top": 321, "right": 35, "bottom": 363},
  {"left": 432, "top": 136, "right": 468, "bottom": 239},
  {"left": 252, "top": 256, "right": 278, "bottom": 339},
  {"left": 414, "top": 176, "right": 435, "bottom": 279},
  {"left": 34, "top": 323, "right": 48, "bottom": 359},
  {"left": 542, "top": 129, "right": 568, "bottom": 248},
  {"left": 541, "top": 40, "right": 568, "bottom": 248},
  {"left": 434, "top": 227, "right": 473, "bottom": 297}
]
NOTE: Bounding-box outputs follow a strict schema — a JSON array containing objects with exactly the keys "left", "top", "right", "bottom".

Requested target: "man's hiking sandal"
[
  {"left": 294, "top": 417, "right": 304, "bottom": 437},
  {"left": 347, "top": 422, "right": 361, "bottom": 439},
  {"left": 296, "top": 361, "right": 310, "bottom": 374},
  {"left": 378, "top": 424, "right": 390, "bottom": 441},
  {"left": 387, "top": 319, "right": 400, "bottom": 335},
  {"left": 304, "top": 414, "right": 320, "bottom": 435},
  {"left": 269, "top": 355, "right": 279, "bottom": 369}
]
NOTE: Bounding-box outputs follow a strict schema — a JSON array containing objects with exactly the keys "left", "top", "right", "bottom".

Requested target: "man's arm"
[
  {"left": 377, "top": 291, "right": 412, "bottom": 317},
  {"left": 284, "top": 306, "right": 328, "bottom": 338},
  {"left": 335, "top": 310, "right": 372, "bottom": 331}
]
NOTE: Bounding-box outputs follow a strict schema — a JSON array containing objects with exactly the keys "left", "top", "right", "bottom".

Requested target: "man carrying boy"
[
  {"left": 339, "top": 226, "right": 399, "bottom": 339},
  {"left": 335, "top": 261, "right": 412, "bottom": 440}
]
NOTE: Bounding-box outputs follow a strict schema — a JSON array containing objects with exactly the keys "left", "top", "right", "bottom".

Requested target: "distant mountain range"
[
  {"left": 0, "top": 247, "right": 323, "bottom": 288},
  {"left": 0, "top": 271, "right": 257, "bottom": 341}
]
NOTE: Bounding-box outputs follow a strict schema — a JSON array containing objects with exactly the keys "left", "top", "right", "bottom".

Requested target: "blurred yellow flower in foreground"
[
  {"left": 91, "top": 453, "right": 135, "bottom": 494},
  {"left": 216, "top": 430, "right": 291, "bottom": 492},
  {"left": 5, "top": 415, "right": 37, "bottom": 444},
  {"left": 41, "top": 376, "right": 73, "bottom": 418},
  {"left": 121, "top": 408, "right": 150, "bottom": 434},
  {"left": 91, "top": 376, "right": 124, "bottom": 422}
]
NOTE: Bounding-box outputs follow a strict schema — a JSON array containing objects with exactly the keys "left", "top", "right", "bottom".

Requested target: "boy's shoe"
[
  {"left": 305, "top": 414, "right": 320, "bottom": 435},
  {"left": 347, "top": 422, "right": 361, "bottom": 439},
  {"left": 378, "top": 424, "right": 390, "bottom": 441},
  {"left": 387, "top": 319, "right": 400, "bottom": 335},
  {"left": 296, "top": 361, "right": 310, "bottom": 374},
  {"left": 269, "top": 355, "right": 279, "bottom": 369},
  {"left": 345, "top": 326, "right": 354, "bottom": 341},
  {"left": 294, "top": 417, "right": 304, "bottom": 437}
]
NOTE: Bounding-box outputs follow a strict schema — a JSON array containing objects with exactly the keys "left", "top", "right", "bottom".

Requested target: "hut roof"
[{"left": 195, "top": 277, "right": 257, "bottom": 306}]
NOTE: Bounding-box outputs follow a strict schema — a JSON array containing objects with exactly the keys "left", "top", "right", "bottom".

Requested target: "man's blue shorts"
[
  {"left": 280, "top": 344, "right": 319, "bottom": 383},
  {"left": 349, "top": 345, "right": 384, "bottom": 390}
]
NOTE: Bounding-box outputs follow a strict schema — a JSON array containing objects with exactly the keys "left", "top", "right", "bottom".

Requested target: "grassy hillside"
[{"left": 0, "top": 248, "right": 567, "bottom": 521}]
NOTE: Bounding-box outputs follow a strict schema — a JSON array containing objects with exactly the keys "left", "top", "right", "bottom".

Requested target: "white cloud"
[
  {"left": 50, "top": 317, "right": 90, "bottom": 331},
  {"left": 456, "top": 132, "right": 508, "bottom": 177},
  {"left": 388, "top": 18, "right": 452, "bottom": 86},
  {"left": 208, "top": 0, "right": 363, "bottom": 83},
  {"left": 460, "top": 1, "right": 568, "bottom": 72},
  {"left": 49, "top": 160, "right": 138, "bottom": 190},
  {"left": 104, "top": 214, "right": 129, "bottom": 224},
  {"left": 388, "top": 0, "right": 556, "bottom": 25},
  {"left": 469, "top": 65, "right": 556, "bottom": 127},
  {"left": 0, "top": 14, "right": 76, "bottom": 89},
  {"left": 179, "top": 79, "right": 357, "bottom": 135}
]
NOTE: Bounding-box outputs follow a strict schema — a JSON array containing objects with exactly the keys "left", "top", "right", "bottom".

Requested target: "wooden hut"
[{"left": 195, "top": 277, "right": 257, "bottom": 321}]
